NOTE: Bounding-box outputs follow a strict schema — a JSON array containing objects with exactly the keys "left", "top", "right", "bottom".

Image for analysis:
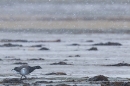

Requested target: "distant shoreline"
[
  {"left": 0, "top": 28, "right": 130, "bottom": 34},
  {"left": 0, "top": 20, "right": 130, "bottom": 34}
]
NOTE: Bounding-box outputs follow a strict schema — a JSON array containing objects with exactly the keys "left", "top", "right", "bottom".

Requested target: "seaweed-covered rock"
[
  {"left": 10, "top": 58, "right": 21, "bottom": 60},
  {"left": 14, "top": 62, "right": 28, "bottom": 65},
  {"left": 88, "top": 47, "right": 98, "bottom": 51},
  {"left": 68, "top": 43, "right": 80, "bottom": 46},
  {"left": 31, "top": 45, "right": 42, "bottom": 47},
  {"left": 89, "top": 75, "right": 109, "bottom": 81},
  {"left": 68, "top": 55, "right": 80, "bottom": 57},
  {"left": 0, "top": 43, "right": 22, "bottom": 47},
  {"left": 35, "top": 81, "right": 53, "bottom": 83},
  {"left": 86, "top": 40, "right": 93, "bottom": 42},
  {"left": 2, "top": 78, "right": 22, "bottom": 83},
  {"left": 1, "top": 39, "right": 28, "bottom": 42},
  {"left": 50, "top": 61, "right": 72, "bottom": 65},
  {"left": 56, "top": 84, "right": 70, "bottom": 86},
  {"left": 36, "top": 39, "right": 61, "bottom": 42},
  {"left": 39, "top": 47, "right": 49, "bottom": 50},
  {"left": 108, "top": 82, "right": 128, "bottom": 86},
  {"left": 28, "top": 58, "right": 44, "bottom": 61},
  {"left": 93, "top": 42, "right": 122, "bottom": 46},
  {"left": 105, "top": 63, "right": 130, "bottom": 66},
  {"left": 45, "top": 72, "right": 67, "bottom": 75}
]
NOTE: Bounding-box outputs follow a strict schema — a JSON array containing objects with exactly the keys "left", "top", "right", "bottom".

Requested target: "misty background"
[{"left": 0, "top": 0, "right": 130, "bottom": 33}]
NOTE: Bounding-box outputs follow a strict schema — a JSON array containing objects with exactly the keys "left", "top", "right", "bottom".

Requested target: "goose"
[{"left": 12, "top": 65, "right": 42, "bottom": 79}]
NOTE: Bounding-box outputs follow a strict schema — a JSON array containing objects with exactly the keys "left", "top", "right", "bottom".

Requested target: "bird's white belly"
[{"left": 20, "top": 68, "right": 29, "bottom": 75}]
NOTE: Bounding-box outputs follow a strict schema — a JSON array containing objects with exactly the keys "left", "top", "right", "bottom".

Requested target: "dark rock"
[
  {"left": 69, "top": 55, "right": 80, "bottom": 57},
  {"left": 14, "top": 62, "right": 28, "bottom": 65},
  {"left": 0, "top": 39, "right": 61, "bottom": 43},
  {"left": 56, "top": 84, "right": 70, "bottom": 86},
  {"left": 86, "top": 40, "right": 93, "bottom": 42},
  {"left": 2, "top": 78, "right": 22, "bottom": 83},
  {"left": 75, "top": 55, "right": 80, "bottom": 57},
  {"left": 124, "top": 82, "right": 130, "bottom": 86},
  {"left": 35, "top": 81, "right": 53, "bottom": 83},
  {"left": 45, "top": 72, "right": 67, "bottom": 75},
  {"left": 23, "top": 83, "right": 31, "bottom": 86},
  {"left": 68, "top": 55, "right": 73, "bottom": 57},
  {"left": 105, "top": 63, "right": 130, "bottom": 66},
  {"left": 53, "top": 39, "right": 61, "bottom": 42},
  {"left": 109, "top": 82, "right": 126, "bottom": 86},
  {"left": 69, "top": 43, "right": 80, "bottom": 46},
  {"left": 1, "top": 43, "right": 22, "bottom": 47},
  {"left": 1, "top": 39, "right": 28, "bottom": 42},
  {"left": 28, "top": 58, "right": 44, "bottom": 60},
  {"left": 5, "top": 56, "right": 14, "bottom": 58},
  {"left": 31, "top": 45, "right": 42, "bottom": 47},
  {"left": 39, "top": 47, "right": 49, "bottom": 50},
  {"left": 10, "top": 58, "right": 21, "bottom": 60},
  {"left": 37, "top": 39, "right": 61, "bottom": 42},
  {"left": 88, "top": 47, "right": 98, "bottom": 51},
  {"left": 50, "top": 61, "right": 72, "bottom": 65},
  {"left": 89, "top": 75, "right": 109, "bottom": 81},
  {"left": 93, "top": 42, "right": 122, "bottom": 46},
  {"left": 64, "top": 59, "right": 68, "bottom": 61}
]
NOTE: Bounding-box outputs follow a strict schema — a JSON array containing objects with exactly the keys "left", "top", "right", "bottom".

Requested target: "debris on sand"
[
  {"left": 10, "top": 58, "right": 21, "bottom": 60},
  {"left": 27, "top": 58, "right": 44, "bottom": 61},
  {"left": 104, "top": 62, "right": 130, "bottom": 66},
  {"left": 56, "top": 84, "right": 70, "bottom": 86},
  {"left": 35, "top": 39, "right": 61, "bottom": 42},
  {"left": 93, "top": 42, "right": 122, "bottom": 46},
  {"left": 68, "top": 55, "right": 80, "bottom": 57},
  {"left": 50, "top": 61, "right": 72, "bottom": 65},
  {"left": 30, "top": 45, "right": 43, "bottom": 47},
  {"left": 39, "top": 47, "right": 49, "bottom": 50},
  {"left": 68, "top": 43, "right": 80, "bottom": 46},
  {"left": 35, "top": 81, "right": 53, "bottom": 83},
  {"left": 86, "top": 40, "right": 93, "bottom": 42},
  {"left": 45, "top": 72, "right": 67, "bottom": 75},
  {"left": 88, "top": 47, "right": 98, "bottom": 51},
  {"left": 0, "top": 39, "right": 61, "bottom": 43},
  {"left": 1, "top": 39, "right": 28, "bottom": 42},
  {"left": 89, "top": 75, "right": 109, "bottom": 81},
  {"left": 5, "top": 56, "right": 14, "bottom": 58},
  {"left": 0, "top": 43, "right": 22, "bottom": 47},
  {"left": 13, "top": 62, "right": 28, "bottom": 65},
  {"left": 2, "top": 78, "right": 22, "bottom": 83},
  {"left": 100, "top": 82, "right": 130, "bottom": 86}
]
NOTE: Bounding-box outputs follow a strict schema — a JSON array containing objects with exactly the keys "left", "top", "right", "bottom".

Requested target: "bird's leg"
[
  {"left": 24, "top": 75, "right": 27, "bottom": 79},
  {"left": 20, "top": 75, "right": 23, "bottom": 80}
]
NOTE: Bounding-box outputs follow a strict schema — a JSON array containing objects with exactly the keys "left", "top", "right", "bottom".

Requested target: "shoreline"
[{"left": 0, "top": 20, "right": 130, "bottom": 34}]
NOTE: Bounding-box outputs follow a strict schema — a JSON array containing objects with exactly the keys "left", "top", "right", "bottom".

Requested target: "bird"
[{"left": 12, "top": 65, "right": 42, "bottom": 79}]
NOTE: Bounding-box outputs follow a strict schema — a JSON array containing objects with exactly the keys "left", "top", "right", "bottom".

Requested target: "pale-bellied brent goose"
[{"left": 12, "top": 65, "right": 42, "bottom": 79}]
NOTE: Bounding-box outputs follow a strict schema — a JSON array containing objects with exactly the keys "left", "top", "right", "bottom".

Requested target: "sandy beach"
[
  {"left": 0, "top": 32, "right": 129, "bottom": 86},
  {"left": 0, "top": 0, "right": 130, "bottom": 85}
]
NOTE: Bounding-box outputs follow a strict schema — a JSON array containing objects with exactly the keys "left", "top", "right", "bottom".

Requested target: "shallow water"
[{"left": 0, "top": 0, "right": 130, "bottom": 18}]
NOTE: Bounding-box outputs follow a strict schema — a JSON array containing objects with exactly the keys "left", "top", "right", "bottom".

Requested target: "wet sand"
[
  {"left": 0, "top": 20, "right": 130, "bottom": 30},
  {"left": 0, "top": 32, "right": 130, "bottom": 85}
]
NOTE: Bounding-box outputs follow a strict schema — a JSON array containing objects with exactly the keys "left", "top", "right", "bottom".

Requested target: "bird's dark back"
[{"left": 14, "top": 65, "right": 41, "bottom": 73}]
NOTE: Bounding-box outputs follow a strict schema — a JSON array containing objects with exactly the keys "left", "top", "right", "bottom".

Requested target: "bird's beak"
[{"left": 11, "top": 69, "right": 14, "bottom": 71}]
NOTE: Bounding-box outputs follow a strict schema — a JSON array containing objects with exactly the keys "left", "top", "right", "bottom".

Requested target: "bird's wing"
[{"left": 28, "top": 66, "right": 35, "bottom": 73}]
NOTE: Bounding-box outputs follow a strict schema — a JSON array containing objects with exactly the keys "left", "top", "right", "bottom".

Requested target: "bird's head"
[
  {"left": 34, "top": 66, "right": 42, "bottom": 69},
  {"left": 12, "top": 67, "right": 18, "bottom": 71}
]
